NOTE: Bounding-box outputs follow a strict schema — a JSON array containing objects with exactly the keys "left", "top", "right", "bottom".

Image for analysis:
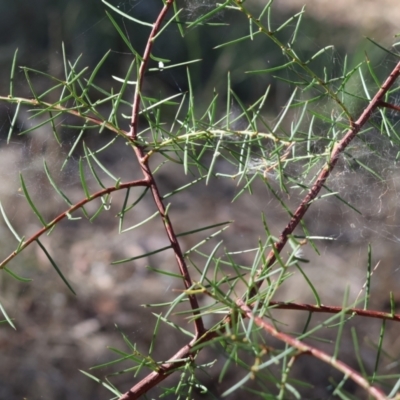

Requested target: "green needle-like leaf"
[
  {"left": 19, "top": 174, "right": 47, "bottom": 227},
  {"left": 0, "top": 300, "right": 16, "bottom": 330},
  {"left": 36, "top": 239, "right": 76, "bottom": 295}
]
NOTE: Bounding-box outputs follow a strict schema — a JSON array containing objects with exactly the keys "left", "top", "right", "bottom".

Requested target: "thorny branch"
[
  {"left": 118, "top": 330, "right": 219, "bottom": 400},
  {"left": 255, "top": 60, "right": 400, "bottom": 291},
  {"left": 268, "top": 301, "right": 400, "bottom": 322},
  {"left": 129, "top": 0, "right": 173, "bottom": 140},
  {"left": 125, "top": 0, "right": 206, "bottom": 340},
  {"left": 118, "top": 297, "right": 400, "bottom": 399},
  {"left": 237, "top": 300, "right": 388, "bottom": 400},
  {"left": 2, "top": 1, "right": 400, "bottom": 399},
  {"left": 0, "top": 178, "right": 148, "bottom": 269},
  {"left": 120, "top": 52, "right": 400, "bottom": 400},
  {"left": 0, "top": 96, "right": 132, "bottom": 139}
]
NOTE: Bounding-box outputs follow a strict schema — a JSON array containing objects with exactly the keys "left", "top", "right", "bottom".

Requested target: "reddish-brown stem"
[
  {"left": 129, "top": 0, "right": 174, "bottom": 141},
  {"left": 0, "top": 178, "right": 148, "bottom": 269},
  {"left": 125, "top": 60, "right": 400, "bottom": 397},
  {"left": 378, "top": 100, "right": 400, "bottom": 113},
  {"left": 119, "top": 331, "right": 218, "bottom": 400},
  {"left": 256, "top": 61, "right": 400, "bottom": 289},
  {"left": 268, "top": 301, "right": 400, "bottom": 322},
  {"left": 237, "top": 299, "right": 387, "bottom": 400},
  {"left": 119, "top": 299, "right": 400, "bottom": 399},
  {"left": 118, "top": 343, "right": 195, "bottom": 400},
  {"left": 137, "top": 159, "right": 206, "bottom": 337},
  {"left": 125, "top": 0, "right": 205, "bottom": 338},
  {"left": 5, "top": 4, "right": 400, "bottom": 398}
]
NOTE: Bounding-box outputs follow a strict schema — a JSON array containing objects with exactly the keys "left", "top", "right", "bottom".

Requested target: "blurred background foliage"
[
  {"left": 1, "top": 0, "right": 400, "bottom": 399},
  {"left": 2, "top": 0, "right": 398, "bottom": 109}
]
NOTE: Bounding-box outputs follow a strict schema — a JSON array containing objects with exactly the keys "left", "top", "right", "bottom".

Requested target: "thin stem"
[
  {"left": 129, "top": 0, "right": 174, "bottom": 141},
  {"left": 120, "top": 59, "right": 400, "bottom": 399},
  {"left": 255, "top": 60, "right": 400, "bottom": 292},
  {"left": 118, "top": 331, "right": 218, "bottom": 400},
  {"left": 126, "top": 0, "right": 205, "bottom": 337},
  {"left": 237, "top": 299, "right": 387, "bottom": 400},
  {"left": 0, "top": 95, "right": 130, "bottom": 139},
  {"left": 234, "top": 0, "right": 354, "bottom": 122},
  {"left": 143, "top": 159, "right": 206, "bottom": 337},
  {"left": 0, "top": 179, "right": 149, "bottom": 269},
  {"left": 268, "top": 301, "right": 400, "bottom": 322},
  {"left": 378, "top": 100, "right": 400, "bottom": 113},
  {"left": 119, "top": 298, "right": 400, "bottom": 398}
]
